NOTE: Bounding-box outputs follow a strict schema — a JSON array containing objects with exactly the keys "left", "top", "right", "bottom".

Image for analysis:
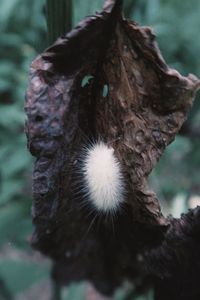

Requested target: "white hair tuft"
[{"left": 82, "top": 142, "right": 125, "bottom": 213}]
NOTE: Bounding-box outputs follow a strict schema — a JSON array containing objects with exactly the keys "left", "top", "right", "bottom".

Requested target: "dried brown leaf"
[{"left": 25, "top": 0, "right": 200, "bottom": 292}]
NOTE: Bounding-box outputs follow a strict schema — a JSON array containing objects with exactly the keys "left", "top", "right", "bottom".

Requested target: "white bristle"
[{"left": 82, "top": 142, "right": 125, "bottom": 213}]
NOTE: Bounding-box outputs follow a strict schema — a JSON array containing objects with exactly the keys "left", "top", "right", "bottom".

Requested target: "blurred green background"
[{"left": 0, "top": 0, "right": 199, "bottom": 299}]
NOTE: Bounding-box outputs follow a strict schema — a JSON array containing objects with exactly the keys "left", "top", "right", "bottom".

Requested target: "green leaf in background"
[
  {"left": 0, "top": 202, "right": 32, "bottom": 247},
  {"left": 73, "top": 0, "right": 103, "bottom": 25},
  {"left": 61, "top": 282, "right": 85, "bottom": 300},
  {"left": 0, "top": 258, "right": 50, "bottom": 296},
  {"left": 0, "top": 0, "right": 19, "bottom": 30}
]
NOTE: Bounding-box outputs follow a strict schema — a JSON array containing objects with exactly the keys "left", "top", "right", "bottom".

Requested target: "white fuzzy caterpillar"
[{"left": 82, "top": 142, "right": 125, "bottom": 213}]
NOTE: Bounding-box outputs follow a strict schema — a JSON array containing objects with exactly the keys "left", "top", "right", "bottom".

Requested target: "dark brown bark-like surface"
[
  {"left": 146, "top": 206, "right": 200, "bottom": 300},
  {"left": 25, "top": 0, "right": 200, "bottom": 296}
]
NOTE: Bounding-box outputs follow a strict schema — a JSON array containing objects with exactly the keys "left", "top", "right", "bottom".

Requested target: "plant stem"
[
  {"left": 52, "top": 281, "right": 62, "bottom": 300},
  {"left": 46, "top": 0, "right": 72, "bottom": 45}
]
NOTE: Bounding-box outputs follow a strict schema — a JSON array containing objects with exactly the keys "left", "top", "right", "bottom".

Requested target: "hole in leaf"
[
  {"left": 81, "top": 75, "right": 94, "bottom": 87},
  {"left": 102, "top": 84, "right": 109, "bottom": 98},
  {"left": 35, "top": 115, "right": 43, "bottom": 122}
]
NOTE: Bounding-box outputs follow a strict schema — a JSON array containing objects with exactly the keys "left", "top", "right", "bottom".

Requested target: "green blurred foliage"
[
  {"left": 0, "top": 258, "right": 50, "bottom": 296},
  {"left": 61, "top": 283, "right": 85, "bottom": 300},
  {"left": 0, "top": 0, "right": 49, "bottom": 298},
  {"left": 0, "top": 0, "right": 199, "bottom": 299},
  {"left": 73, "top": 0, "right": 103, "bottom": 24}
]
